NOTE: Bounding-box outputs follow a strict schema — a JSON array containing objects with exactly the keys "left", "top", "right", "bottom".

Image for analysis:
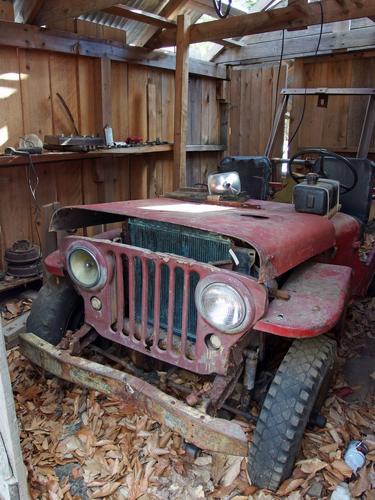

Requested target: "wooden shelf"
[
  {"left": 0, "top": 275, "right": 42, "bottom": 295},
  {"left": 0, "top": 144, "right": 173, "bottom": 167},
  {"left": 187, "top": 144, "right": 226, "bottom": 152},
  {"left": 0, "top": 144, "right": 225, "bottom": 167}
]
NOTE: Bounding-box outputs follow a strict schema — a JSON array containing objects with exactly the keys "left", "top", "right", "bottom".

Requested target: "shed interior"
[{"left": 0, "top": 1, "right": 374, "bottom": 498}]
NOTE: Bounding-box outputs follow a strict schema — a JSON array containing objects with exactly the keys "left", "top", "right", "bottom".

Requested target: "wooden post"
[
  {"left": 40, "top": 202, "right": 60, "bottom": 257},
  {"left": 0, "top": 323, "right": 29, "bottom": 499},
  {"left": 173, "top": 14, "right": 190, "bottom": 190}
]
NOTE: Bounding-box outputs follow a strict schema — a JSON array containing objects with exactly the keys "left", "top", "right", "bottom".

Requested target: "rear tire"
[
  {"left": 248, "top": 335, "right": 336, "bottom": 491},
  {"left": 26, "top": 276, "right": 83, "bottom": 345}
]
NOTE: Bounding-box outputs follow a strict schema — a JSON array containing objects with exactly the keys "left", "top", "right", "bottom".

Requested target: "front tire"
[
  {"left": 248, "top": 335, "right": 336, "bottom": 491},
  {"left": 26, "top": 276, "right": 83, "bottom": 345}
]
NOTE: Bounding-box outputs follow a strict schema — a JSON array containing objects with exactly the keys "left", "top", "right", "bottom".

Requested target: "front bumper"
[{"left": 19, "top": 333, "right": 248, "bottom": 456}]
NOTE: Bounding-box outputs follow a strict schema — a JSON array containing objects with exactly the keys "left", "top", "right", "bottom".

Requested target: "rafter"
[
  {"left": 102, "top": 5, "right": 176, "bottom": 30},
  {"left": 34, "top": 0, "right": 132, "bottom": 26},
  {"left": 137, "top": 0, "right": 187, "bottom": 47},
  {"left": 213, "top": 25, "right": 375, "bottom": 64},
  {"left": 147, "top": 0, "right": 375, "bottom": 49},
  {"left": 190, "top": 0, "right": 247, "bottom": 18}
]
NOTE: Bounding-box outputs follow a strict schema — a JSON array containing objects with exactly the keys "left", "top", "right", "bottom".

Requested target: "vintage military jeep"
[{"left": 22, "top": 149, "right": 374, "bottom": 491}]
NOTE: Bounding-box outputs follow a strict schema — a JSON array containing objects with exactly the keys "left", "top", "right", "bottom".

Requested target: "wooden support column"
[
  {"left": 0, "top": 324, "right": 29, "bottom": 500},
  {"left": 99, "top": 57, "right": 112, "bottom": 131},
  {"left": 173, "top": 14, "right": 190, "bottom": 190}
]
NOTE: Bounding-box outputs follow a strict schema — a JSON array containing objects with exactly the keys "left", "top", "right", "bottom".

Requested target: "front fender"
[{"left": 255, "top": 262, "right": 352, "bottom": 338}]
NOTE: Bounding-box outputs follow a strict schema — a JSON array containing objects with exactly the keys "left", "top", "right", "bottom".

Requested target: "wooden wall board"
[
  {"left": 111, "top": 60, "right": 129, "bottom": 141},
  {"left": 0, "top": 0, "right": 13, "bottom": 21},
  {"left": 77, "top": 56, "right": 101, "bottom": 136},
  {"left": 347, "top": 58, "right": 375, "bottom": 149},
  {"left": 127, "top": 64, "right": 149, "bottom": 138},
  {"left": 0, "top": 167, "right": 32, "bottom": 249},
  {"left": 228, "top": 69, "right": 241, "bottom": 156},
  {"left": 18, "top": 49, "right": 53, "bottom": 140},
  {"left": 161, "top": 71, "right": 175, "bottom": 142},
  {"left": 289, "top": 55, "right": 375, "bottom": 153},
  {"left": 228, "top": 63, "right": 287, "bottom": 157},
  {"left": 55, "top": 160, "right": 83, "bottom": 207},
  {"left": 0, "top": 47, "right": 24, "bottom": 149},
  {"left": 129, "top": 155, "right": 149, "bottom": 200},
  {"left": 49, "top": 53, "right": 79, "bottom": 136}
]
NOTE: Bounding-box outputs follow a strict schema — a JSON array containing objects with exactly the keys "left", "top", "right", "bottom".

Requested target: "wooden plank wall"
[
  {"left": 0, "top": 45, "right": 222, "bottom": 252},
  {"left": 289, "top": 54, "right": 375, "bottom": 155},
  {"left": 228, "top": 54, "right": 375, "bottom": 158},
  {"left": 228, "top": 63, "right": 288, "bottom": 157},
  {"left": 187, "top": 76, "right": 221, "bottom": 186}
]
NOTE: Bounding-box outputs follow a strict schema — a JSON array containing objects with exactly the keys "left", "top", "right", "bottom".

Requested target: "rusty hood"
[{"left": 51, "top": 198, "right": 338, "bottom": 282}]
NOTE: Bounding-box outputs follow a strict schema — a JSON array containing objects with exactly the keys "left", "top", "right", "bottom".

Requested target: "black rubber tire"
[
  {"left": 248, "top": 335, "right": 336, "bottom": 491},
  {"left": 26, "top": 276, "right": 83, "bottom": 345}
]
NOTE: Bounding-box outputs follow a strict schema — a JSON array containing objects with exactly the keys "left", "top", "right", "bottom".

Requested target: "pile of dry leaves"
[
  {"left": 1, "top": 297, "right": 32, "bottom": 322},
  {"left": 6, "top": 298, "right": 375, "bottom": 499}
]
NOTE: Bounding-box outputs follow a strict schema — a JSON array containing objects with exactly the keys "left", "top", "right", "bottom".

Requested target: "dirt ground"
[{"left": 5, "top": 298, "right": 375, "bottom": 499}]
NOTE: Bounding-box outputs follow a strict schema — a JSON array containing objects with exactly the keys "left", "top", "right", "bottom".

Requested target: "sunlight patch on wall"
[
  {"left": 0, "top": 125, "right": 9, "bottom": 147},
  {"left": 0, "top": 87, "right": 17, "bottom": 99},
  {"left": 0, "top": 72, "right": 29, "bottom": 81}
]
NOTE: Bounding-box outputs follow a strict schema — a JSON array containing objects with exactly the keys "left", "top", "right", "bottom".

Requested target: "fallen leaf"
[
  {"left": 298, "top": 458, "right": 328, "bottom": 474},
  {"left": 351, "top": 466, "right": 370, "bottom": 497},
  {"left": 221, "top": 456, "right": 243, "bottom": 486},
  {"left": 277, "top": 478, "right": 305, "bottom": 496},
  {"left": 91, "top": 482, "right": 121, "bottom": 498}
]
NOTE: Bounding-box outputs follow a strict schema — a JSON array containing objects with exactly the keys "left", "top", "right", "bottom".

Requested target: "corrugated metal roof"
[{"left": 80, "top": 0, "right": 176, "bottom": 45}]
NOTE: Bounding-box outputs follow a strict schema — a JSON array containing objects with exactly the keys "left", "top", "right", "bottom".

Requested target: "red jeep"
[{"left": 22, "top": 149, "right": 374, "bottom": 491}]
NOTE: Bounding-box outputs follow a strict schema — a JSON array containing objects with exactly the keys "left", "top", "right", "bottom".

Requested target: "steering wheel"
[{"left": 288, "top": 148, "right": 358, "bottom": 194}]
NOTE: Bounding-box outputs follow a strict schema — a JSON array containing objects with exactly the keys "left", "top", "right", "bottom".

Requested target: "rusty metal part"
[
  {"left": 241, "top": 349, "right": 258, "bottom": 410},
  {"left": 255, "top": 262, "right": 352, "bottom": 338},
  {"left": 19, "top": 333, "right": 248, "bottom": 456},
  {"left": 4, "top": 240, "right": 40, "bottom": 263},
  {"left": 58, "top": 235, "right": 267, "bottom": 376},
  {"left": 49, "top": 198, "right": 339, "bottom": 283},
  {"left": 68, "top": 323, "right": 97, "bottom": 356},
  {"left": 5, "top": 240, "right": 42, "bottom": 278},
  {"left": 163, "top": 377, "right": 258, "bottom": 423},
  {"left": 207, "top": 364, "right": 243, "bottom": 415},
  {"left": 268, "top": 288, "right": 290, "bottom": 301},
  {"left": 221, "top": 404, "right": 257, "bottom": 423}
]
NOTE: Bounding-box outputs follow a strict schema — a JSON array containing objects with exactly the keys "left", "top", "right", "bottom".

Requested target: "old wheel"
[
  {"left": 248, "top": 335, "right": 336, "bottom": 491},
  {"left": 26, "top": 276, "right": 83, "bottom": 345}
]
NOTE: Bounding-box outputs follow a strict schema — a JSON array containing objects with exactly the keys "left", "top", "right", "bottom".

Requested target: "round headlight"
[
  {"left": 196, "top": 282, "right": 246, "bottom": 333},
  {"left": 68, "top": 248, "right": 101, "bottom": 289}
]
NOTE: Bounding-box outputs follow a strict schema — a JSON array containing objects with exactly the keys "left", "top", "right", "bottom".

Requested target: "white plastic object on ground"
[
  {"left": 331, "top": 482, "right": 352, "bottom": 500},
  {"left": 344, "top": 440, "right": 368, "bottom": 473}
]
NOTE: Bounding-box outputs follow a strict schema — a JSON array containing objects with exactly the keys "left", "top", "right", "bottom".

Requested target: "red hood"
[{"left": 51, "top": 198, "right": 350, "bottom": 282}]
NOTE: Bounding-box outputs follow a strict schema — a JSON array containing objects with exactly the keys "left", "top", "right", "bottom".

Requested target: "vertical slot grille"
[
  {"left": 118, "top": 250, "right": 199, "bottom": 359},
  {"left": 128, "top": 218, "right": 231, "bottom": 342}
]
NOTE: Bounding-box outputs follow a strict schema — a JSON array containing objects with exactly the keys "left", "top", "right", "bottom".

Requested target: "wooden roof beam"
[
  {"left": 33, "top": 0, "right": 136, "bottom": 26},
  {"left": 137, "top": 0, "right": 187, "bottom": 47},
  {"left": 190, "top": 0, "right": 248, "bottom": 18},
  {"left": 147, "top": 0, "right": 375, "bottom": 48},
  {"left": 213, "top": 25, "right": 375, "bottom": 64},
  {"left": 102, "top": 5, "right": 176, "bottom": 29},
  {"left": 0, "top": 20, "right": 227, "bottom": 79}
]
